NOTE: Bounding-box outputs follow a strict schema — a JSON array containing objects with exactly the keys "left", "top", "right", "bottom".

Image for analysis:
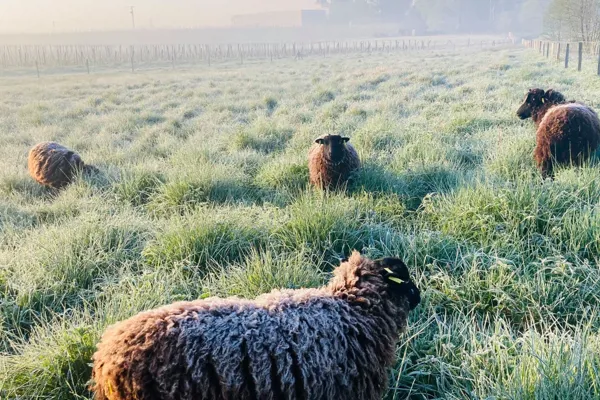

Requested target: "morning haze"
[{"left": 0, "top": 0, "right": 319, "bottom": 33}]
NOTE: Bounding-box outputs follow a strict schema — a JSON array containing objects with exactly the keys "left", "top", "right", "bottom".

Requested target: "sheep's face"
[
  {"left": 375, "top": 257, "right": 421, "bottom": 311},
  {"left": 517, "top": 89, "right": 546, "bottom": 119},
  {"left": 517, "top": 88, "right": 566, "bottom": 120},
  {"left": 315, "top": 135, "right": 350, "bottom": 164}
]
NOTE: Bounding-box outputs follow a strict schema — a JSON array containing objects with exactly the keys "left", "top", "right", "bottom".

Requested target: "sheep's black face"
[
  {"left": 375, "top": 258, "right": 421, "bottom": 311},
  {"left": 517, "top": 89, "right": 545, "bottom": 120},
  {"left": 315, "top": 135, "right": 350, "bottom": 164},
  {"left": 517, "top": 89, "right": 566, "bottom": 120}
]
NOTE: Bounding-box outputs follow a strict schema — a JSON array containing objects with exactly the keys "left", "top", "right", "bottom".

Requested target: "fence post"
[
  {"left": 131, "top": 46, "right": 135, "bottom": 73},
  {"left": 556, "top": 43, "right": 561, "bottom": 62},
  {"left": 578, "top": 42, "right": 583, "bottom": 71},
  {"left": 597, "top": 45, "right": 600, "bottom": 75},
  {"left": 565, "top": 43, "right": 570, "bottom": 68},
  {"left": 86, "top": 59, "right": 90, "bottom": 74},
  {"left": 35, "top": 60, "right": 39, "bottom": 78}
]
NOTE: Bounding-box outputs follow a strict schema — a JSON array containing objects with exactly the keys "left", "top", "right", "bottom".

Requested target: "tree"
[
  {"left": 371, "top": 0, "right": 413, "bottom": 22},
  {"left": 316, "top": 0, "right": 411, "bottom": 23},
  {"left": 544, "top": 0, "right": 600, "bottom": 41}
]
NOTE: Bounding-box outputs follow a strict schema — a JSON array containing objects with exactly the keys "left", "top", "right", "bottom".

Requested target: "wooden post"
[
  {"left": 35, "top": 60, "right": 39, "bottom": 78},
  {"left": 565, "top": 43, "right": 570, "bottom": 68},
  {"left": 556, "top": 43, "right": 561, "bottom": 62},
  {"left": 597, "top": 45, "right": 600, "bottom": 75},
  {"left": 578, "top": 42, "right": 583, "bottom": 71},
  {"left": 86, "top": 59, "right": 90, "bottom": 74},
  {"left": 131, "top": 46, "right": 135, "bottom": 73},
  {"left": 598, "top": 44, "right": 600, "bottom": 75}
]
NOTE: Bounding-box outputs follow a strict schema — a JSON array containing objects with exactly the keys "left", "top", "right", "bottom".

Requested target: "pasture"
[{"left": 1, "top": 44, "right": 600, "bottom": 399}]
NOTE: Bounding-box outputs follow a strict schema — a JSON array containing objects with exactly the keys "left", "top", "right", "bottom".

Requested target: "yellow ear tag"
[
  {"left": 384, "top": 268, "right": 405, "bottom": 284},
  {"left": 542, "top": 98, "right": 545, "bottom": 103},
  {"left": 388, "top": 276, "right": 405, "bottom": 284}
]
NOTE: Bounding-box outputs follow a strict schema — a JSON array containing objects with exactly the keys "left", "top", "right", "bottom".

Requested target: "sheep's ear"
[
  {"left": 315, "top": 138, "right": 325, "bottom": 144},
  {"left": 342, "top": 137, "right": 350, "bottom": 143},
  {"left": 545, "top": 89, "right": 564, "bottom": 103},
  {"left": 378, "top": 258, "right": 410, "bottom": 282}
]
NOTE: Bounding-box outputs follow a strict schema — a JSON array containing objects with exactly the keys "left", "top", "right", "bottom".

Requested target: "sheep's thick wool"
[
  {"left": 535, "top": 103, "right": 600, "bottom": 178},
  {"left": 91, "top": 252, "right": 420, "bottom": 400},
  {"left": 27, "top": 142, "right": 84, "bottom": 189},
  {"left": 308, "top": 135, "right": 360, "bottom": 190}
]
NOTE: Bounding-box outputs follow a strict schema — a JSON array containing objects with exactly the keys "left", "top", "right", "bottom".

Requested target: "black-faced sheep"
[
  {"left": 91, "top": 251, "right": 421, "bottom": 400},
  {"left": 27, "top": 142, "right": 97, "bottom": 189},
  {"left": 517, "top": 88, "right": 600, "bottom": 178},
  {"left": 308, "top": 134, "right": 360, "bottom": 190}
]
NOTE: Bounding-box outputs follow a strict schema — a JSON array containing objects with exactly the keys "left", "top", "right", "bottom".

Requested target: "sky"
[{"left": 0, "top": 0, "right": 321, "bottom": 33}]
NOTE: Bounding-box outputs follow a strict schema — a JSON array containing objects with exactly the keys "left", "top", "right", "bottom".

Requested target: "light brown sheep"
[
  {"left": 308, "top": 134, "right": 360, "bottom": 190},
  {"left": 27, "top": 142, "right": 94, "bottom": 189}
]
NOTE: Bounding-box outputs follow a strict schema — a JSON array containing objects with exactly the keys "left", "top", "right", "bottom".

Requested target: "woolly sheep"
[
  {"left": 517, "top": 88, "right": 600, "bottom": 178},
  {"left": 91, "top": 251, "right": 421, "bottom": 400},
  {"left": 308, "top": 134, "right": 360, "bottom": 190},
  {"left": 27, "top": 141, "right": 96, "bottom": 189}
]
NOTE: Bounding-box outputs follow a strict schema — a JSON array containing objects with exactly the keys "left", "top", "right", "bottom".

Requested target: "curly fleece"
[
  {"left": 27, "top": 141, "right": 98, "bottom": 189},
  {"left": 308, "top": 138, "right": 360, "bottom": 190},
  {"left": 91, "top": 251, "right": 420, "bottom": 400},
  {"left": 535, "top": 103, "right": 600, "bottom": 178}
]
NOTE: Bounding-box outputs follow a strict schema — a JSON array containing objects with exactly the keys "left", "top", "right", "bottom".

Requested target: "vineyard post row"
[{"left": 0, "top": 37, "right": 513, "bottom": 76}]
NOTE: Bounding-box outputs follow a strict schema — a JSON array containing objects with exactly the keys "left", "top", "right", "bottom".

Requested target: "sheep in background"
[
  {"left": 27, "top": 142, "right": 97, "bottom": 189},
  {"left": 91, "top": 251, "right": 421, "bottom": 400},
  {"left": 308, "top": 134, "right": 360, "bottom": 190},
  {"left": 517, "top": 88, "right": 600, "bottom": 178}
]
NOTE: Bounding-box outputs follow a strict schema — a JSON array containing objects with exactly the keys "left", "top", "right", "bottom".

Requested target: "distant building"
[{"left": 231, "top": 10, "right": 327, "bottom": 28}]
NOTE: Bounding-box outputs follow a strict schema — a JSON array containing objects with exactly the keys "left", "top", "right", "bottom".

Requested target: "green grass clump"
[
  {"left": 0, "top": 320, "right": 98, "bottom": 399},
  {"left": 203, "top": 249, "right": 325, "bottom": 299},
  {"left": 143, "top": 207, "right": 270, "bottom": 271}
]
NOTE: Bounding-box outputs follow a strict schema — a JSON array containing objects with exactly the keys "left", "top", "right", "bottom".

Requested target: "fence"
[
  {"left": 522, "top": 39, "right": 600, "bottom": 74},
  {"left": 0, "top": 37, "right": 512, "bottom": 74}
]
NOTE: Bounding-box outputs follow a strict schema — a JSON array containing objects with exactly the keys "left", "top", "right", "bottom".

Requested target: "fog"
[{"left": 0, "top": 0, "right": 319, "bottom": 33}]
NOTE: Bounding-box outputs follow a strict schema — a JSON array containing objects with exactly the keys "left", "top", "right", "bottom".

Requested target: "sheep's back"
[
  {"left": 536, "top": 103, "right": 600, "bottom": 166},
  {"left": 308, "top": 143, "right": 360, "bottom": 189},
  {"left": 27, "top": 142, "right": 83, "bottom": 188},
  {"left": 92, "top": 293, "right": 390, "bottom": 400}
]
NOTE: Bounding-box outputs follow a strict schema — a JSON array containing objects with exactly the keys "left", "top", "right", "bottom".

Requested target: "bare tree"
[{"left": 545, "top": 0, "right": 600, "bottom": 41}]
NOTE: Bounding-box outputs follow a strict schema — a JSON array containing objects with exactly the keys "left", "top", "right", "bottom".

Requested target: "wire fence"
[
  {"left": 523, "top": 38, "right": 600, "bottom": 75},
  {"left": 1, "top": 37, "right": 513, "bottom": 75}
]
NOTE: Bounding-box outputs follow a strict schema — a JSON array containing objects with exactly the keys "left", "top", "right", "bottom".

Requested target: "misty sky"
[{"left": 0, "top": 0, "right": 320, "bottom": 33}]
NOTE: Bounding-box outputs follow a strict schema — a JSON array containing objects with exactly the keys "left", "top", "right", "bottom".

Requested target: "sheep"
[
  {"left": 308, "top": 134, "right": 360, "bottom": 190},
  {"left": 91, "top": 251, "right": 421, "bottom": 400},
  {"left": 27, "top": 141, "right": 97, "bottom": 189},
  {"left": 517, "top": 88, "right": 600, "bottom": 178}
]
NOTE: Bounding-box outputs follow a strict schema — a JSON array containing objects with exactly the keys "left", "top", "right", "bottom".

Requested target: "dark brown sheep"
[
  {"left": 91, "top": 251, "right": 421, "bottom": 400},
  {"left": 517, "top": 89, "right": 600, "bottom": 178},
  {"left": 27, "top": 142, "right": 96, "bottom": 189},
  {"left": 308, "top": 134, "right": 360, "bottom": 190}
]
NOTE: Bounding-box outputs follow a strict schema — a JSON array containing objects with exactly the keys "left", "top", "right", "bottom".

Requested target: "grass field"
[{"left": 1, "top": 44, "right": 600, "bottom": 399}]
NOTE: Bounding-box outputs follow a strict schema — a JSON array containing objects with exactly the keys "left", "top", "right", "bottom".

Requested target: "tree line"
[
  {"left": 544, "top": 0, "right": 600, "bottom": 42},
  {"left": 315, "top": 0, "right": 551, "bottom": 35}
]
